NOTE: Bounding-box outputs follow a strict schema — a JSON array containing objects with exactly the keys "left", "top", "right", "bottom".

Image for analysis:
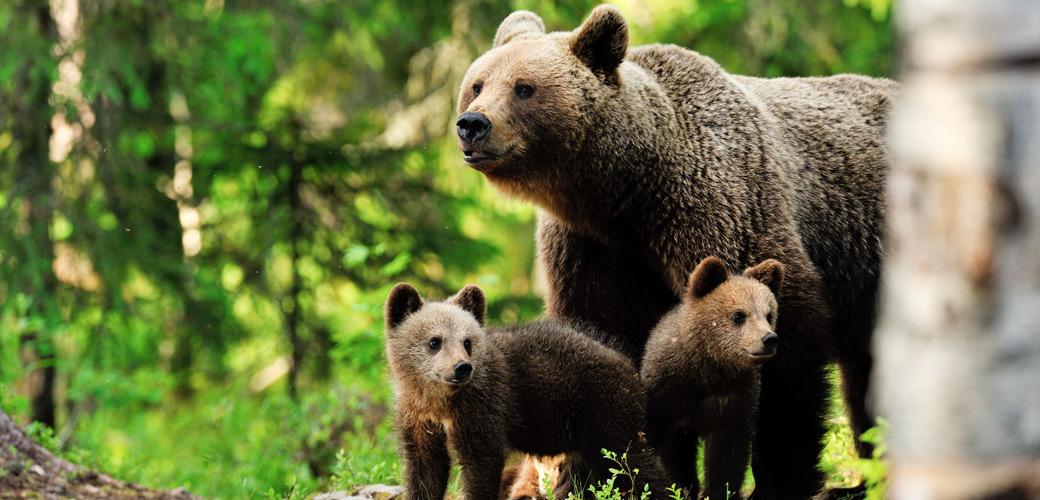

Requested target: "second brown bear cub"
[
  {"left": 384, "top": 283, "right": 667, "bottom": 499},
  {"left": 642, "top": 257, "right": 785, "bottom": 500}
]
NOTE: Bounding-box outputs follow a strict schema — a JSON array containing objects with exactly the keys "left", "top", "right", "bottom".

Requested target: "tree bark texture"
[{"left": 876, "top": 0, "right": 1040, "bottom": 498}]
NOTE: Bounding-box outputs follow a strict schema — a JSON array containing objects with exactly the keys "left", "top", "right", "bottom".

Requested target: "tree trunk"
[
  {"left": 16, "top": 0, "right": 59, "bottom": 431},
  {"left": 876, "top": 0, "right": 1040, "bottom": 498},
  {"left": 287, "top": 158, "right": 304, "bottom": 400},
  {"left": 0, "top": 410, "right": 196, "bottom": 498}
]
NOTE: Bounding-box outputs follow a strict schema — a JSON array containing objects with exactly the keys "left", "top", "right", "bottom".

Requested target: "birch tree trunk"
[{"left": 876, "top": 0, "right": 1040, "bottom": 498}]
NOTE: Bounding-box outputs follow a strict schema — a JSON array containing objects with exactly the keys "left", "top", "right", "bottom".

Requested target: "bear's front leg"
[
  {"left": 453, "top": 428, "right": 507, "bottom": 500},
  {"left": 644, "top": 388, "right": 699, "bottom": 495},
  {"left": 749, "top": 249, "right": 832, "bottom": 499},
  {"left": 655, "top": 426, "right": 700, "bottom": 497},
  {"left": 703, "top": 397, "right": 757, "bottom": 500},
  {"left": 399, "top": 419, "right": 451, "bottom": 500},
  {"left": 537, "top": 214, "right": 676, "bottom": 363}
]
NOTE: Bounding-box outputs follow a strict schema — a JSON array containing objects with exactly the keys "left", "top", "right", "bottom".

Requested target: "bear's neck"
[{"left": 535, "top": 91, "right": 696, "bottom": 242}]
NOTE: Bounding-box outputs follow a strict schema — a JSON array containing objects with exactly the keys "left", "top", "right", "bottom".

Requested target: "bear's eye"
[
  {"left": 463, "top": 339, "right": 472, "bottom": 354},
  {"left": 732, "top": 311, "right": 747, "bottom": 325},
  {"left": 472, "top": 83, "right": 482, "bottom": 96},
  {"left": 514, "top": 84, "right": 534, "bottom": 99},
  {"left": 428, "top": 337, "right": 442, "bottom": 351},
  {"left": 767, "top": 311, "right": 775, "bottom": 324}
]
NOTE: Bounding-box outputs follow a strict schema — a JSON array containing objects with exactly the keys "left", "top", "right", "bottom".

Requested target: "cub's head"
[
  {"left": 682, "top": 256, "right": 785, "bottom": 368},
  {"left": 456, "top": 6, "right": 628, "bottom": 189},
  {"left": 383, "top": 283, "right": 488, "bottom": 392}
]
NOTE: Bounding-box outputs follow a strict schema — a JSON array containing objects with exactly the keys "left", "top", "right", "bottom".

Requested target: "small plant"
[
  {"left": 542, "top": 468, "right": 558, "bottom": 500},
  {"left": 567, "top": 448, "right": 674, "bottom": 500},
  {"left": 666, "top": 484, "right": 686, "bottom": 500},
  {"left": 25, "top": 421, "right": 60, "bottom": 453},
  {"left": 855, "top": 418, "right": 889, "bottom": 500}
]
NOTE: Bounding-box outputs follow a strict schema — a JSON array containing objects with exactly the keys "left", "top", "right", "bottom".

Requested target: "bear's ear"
[
  {"left": 494, "top": 10, "right": 546, "bottom": 47},
  {"left": 570, "top": 5, "right": 628, "bottom": 77},
  {"left": 744, "top": 259, "right": 785, "bottom": 298},
  {"left": 385, "top": 283, "right": 423, "bottom": 331},
  {"left": 687, "top": 256, "right": 730, "bottom": 299},
  {"left": 450, "top": 284, "right": 487, "bottom": 326}
]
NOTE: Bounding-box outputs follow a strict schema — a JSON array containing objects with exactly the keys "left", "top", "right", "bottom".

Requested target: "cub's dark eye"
[
  {"left": 732, "top": 311, "right": 747, "bottom": 325},
  {"left": 514, "top": 84, "right": 534, "bottom": 99},
  {"left": 428, "top": 337, "right": 442, "bottom": 351},
  {"left": 767, "top": 312, "right": 775, "bottom": 324},
  {"left": 472, "top": 83, "right": 482, "bottom": 96},
  {"left": 463, "top": 339, "right": 472, "bottom": 354}
]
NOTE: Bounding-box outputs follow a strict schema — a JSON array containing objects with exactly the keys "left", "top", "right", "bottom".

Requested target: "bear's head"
[
  {"left": 383, "top": 283, "right": 488, "bottom": 393},
  {"left": 455, "top": 6, "right": 628, "bottom": 194},
  {"left": 682, "top": 256, "right": 785, "bottom": 368}
]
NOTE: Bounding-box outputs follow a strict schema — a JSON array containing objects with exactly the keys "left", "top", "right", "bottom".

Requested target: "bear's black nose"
[
  {"left": 453, "top": 361, "right": 473, "bottom": 381},
  {"left": 456, "top": 112, "right": 491, "bottom": 144},
  {"left": 762, "top": 332, "right": 779, "bottom": 352}
]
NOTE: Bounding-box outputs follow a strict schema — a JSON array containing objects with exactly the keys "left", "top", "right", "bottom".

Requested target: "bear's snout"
[
  {"left": 451, "top": 361, "right": 474, "bottom": 384},
  {"left": 761, "top": 332, "right": 778, "bottom": 354},
  {"left": 457, "top": 111, "right": 492, "bottom": 145}
]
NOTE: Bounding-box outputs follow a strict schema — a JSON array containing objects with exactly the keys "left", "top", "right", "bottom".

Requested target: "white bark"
[{"left": 876, "top": 0, "right": 1040, "bottom": 497}]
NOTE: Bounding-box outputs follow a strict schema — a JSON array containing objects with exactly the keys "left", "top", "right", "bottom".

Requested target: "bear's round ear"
[
  {"left": 385, "top": 283, "right": 423, "bottom": 331},
  {"left": 744, "top": 259, "right": 785, "bottom": 298},
  {"left": 570, "top": 4, "right": 628, "bottom": 77},
  {"left": 687, "top": 256, "right": 730, "bottom": 299},
  {"left": 494, "top": 10, "right": 546, "bottom": 48},
  {"left": 450, "top": 284, "right": 487, "bottom": 326}
]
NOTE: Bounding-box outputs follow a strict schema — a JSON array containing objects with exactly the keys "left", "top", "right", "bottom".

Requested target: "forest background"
[{"left": 0, "top": 0, "right": 892, "bottom": 496}]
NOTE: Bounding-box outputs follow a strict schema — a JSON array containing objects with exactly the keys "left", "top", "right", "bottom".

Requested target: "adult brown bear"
[{"left": 456, "top": 6, "right": 895, "bottom": 498}]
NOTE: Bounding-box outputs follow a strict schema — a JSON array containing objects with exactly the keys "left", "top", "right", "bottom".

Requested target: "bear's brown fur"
[
  {"left": 501, "top": 454, "right": 568, "bottom": 500},
  {"left": 457, "top": 6, "right": 895, "bottom": 497},
  {"left": 383, "top": 283, "right": 668, "bottom": 499},
  {"left": 642, "top": 257, "right": 784, "bottom": 500}
]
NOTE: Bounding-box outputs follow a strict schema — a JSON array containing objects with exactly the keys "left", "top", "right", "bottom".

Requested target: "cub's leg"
[
  {"left": 399, "top": 420, "right": 451, "bottom": 500},
  {"left": 655, "top": 426, "right": 699, "bottom": 496},
  {"left": 455, "top": 426, "right": 508, "bottom": 500},
  {"left": 703, "top": 399, "right": 756, "bottom": 500}
]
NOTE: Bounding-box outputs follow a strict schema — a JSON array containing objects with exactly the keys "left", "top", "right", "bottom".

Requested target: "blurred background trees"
[{"left": 0, "top": 0, "right": 892, "bottom": 496}]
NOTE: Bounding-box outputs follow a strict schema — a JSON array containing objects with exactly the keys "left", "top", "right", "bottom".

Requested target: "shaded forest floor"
[{"left": 0, "top": 411, "right": 196, "bottom": 499}]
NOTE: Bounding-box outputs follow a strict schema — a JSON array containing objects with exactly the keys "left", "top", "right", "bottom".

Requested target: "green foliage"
[
  {"left": 0, "top": 0, "right": 892, "bottom": 496},
  {"left": 24, "top": 421, "right": 59, "bottom": 453},
  {"left": 570, "top": 448, "right": 666, "bottom": 500},
  {"left": 855, "top": 419, "right": 889, "bottom": 500}
]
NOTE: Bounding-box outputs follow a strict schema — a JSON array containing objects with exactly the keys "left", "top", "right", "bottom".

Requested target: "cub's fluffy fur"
[
  {"left": 384, "top": 283, "right": 667, "bottom": 499},
  {"left": 642, "top": 257, "right": 784, "bottom": 500}
]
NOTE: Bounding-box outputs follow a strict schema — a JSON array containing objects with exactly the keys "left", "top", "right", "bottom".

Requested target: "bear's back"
[{"left": 625, "top": 42, "right": 896, "bottom": 303}]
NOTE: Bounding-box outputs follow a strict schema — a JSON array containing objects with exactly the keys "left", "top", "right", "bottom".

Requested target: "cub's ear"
[
  {"left": 385, "top": 283, "right": 423, "bottom": 331},
  {"left": 744, "top": 259, "right": 785, "bottom": 298},
  {"left": 494, "top": 10, "right": 546, "bottom": 47},
  {"left": 687, "top": 256, "right": 730, "bottom": 299},
  {"left": 570, "top": 4, "right": 628, "bottom": 76},
  {"left": 450, "top": 284, "right": 487, "bottom": 326}
]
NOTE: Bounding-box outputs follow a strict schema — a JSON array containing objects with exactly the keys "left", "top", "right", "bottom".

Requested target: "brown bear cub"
[
  {"left": 641, "top": 257, "right": 785, "bottom": 500},
  {"left": 383, "top": 283, "right": 668, "bottom": 500}
]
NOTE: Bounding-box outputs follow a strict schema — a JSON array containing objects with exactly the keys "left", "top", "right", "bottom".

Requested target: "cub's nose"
[
  {"left": 456, "top": 112, "right": 491, "bottom": 144},
  {"left": 762, "top": 332, "right": 779, "bottom": 353},
  {"left": 453, "top": 361, "right": 473, "bottom": 382}
]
